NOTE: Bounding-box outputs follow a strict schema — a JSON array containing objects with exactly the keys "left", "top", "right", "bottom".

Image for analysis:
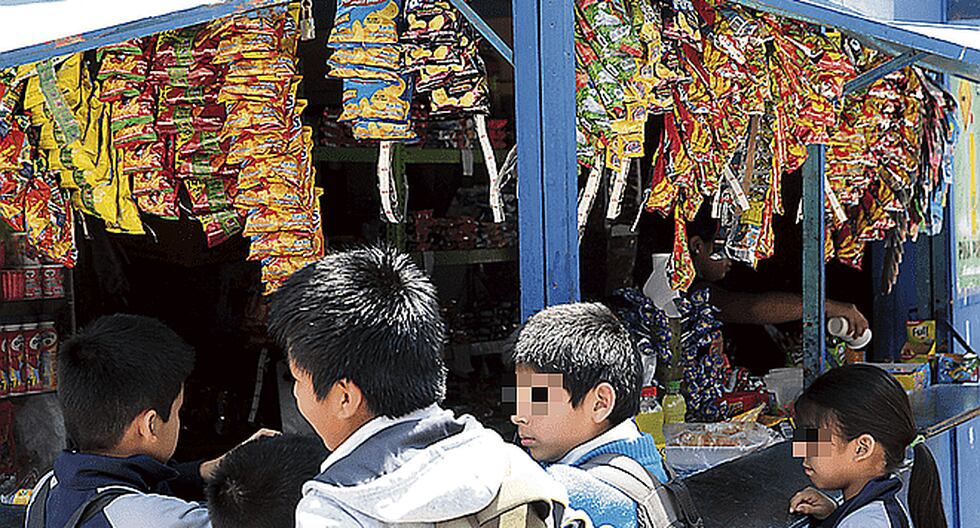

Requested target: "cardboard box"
[
  {"left": 900, "top": 320, "right": 936, "bottom": 364},
  {"left": 877, "top": 362, "right": 931, "bottom": 392}
]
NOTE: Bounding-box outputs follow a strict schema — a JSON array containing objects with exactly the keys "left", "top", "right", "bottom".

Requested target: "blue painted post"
[
  {"left": 803, "top": 144, "right": 826, "bottom": 387},
  {"left": 513, "top": 0, "right": 579, "bottom": 320}
]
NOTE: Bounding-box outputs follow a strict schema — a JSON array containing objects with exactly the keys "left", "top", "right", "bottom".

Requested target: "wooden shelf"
[
  {"left": 313, "top": 146, "right": 509, "bottom": 165},
  {"left": 410, "top": 247, "right": 517, "bottom": 267}
]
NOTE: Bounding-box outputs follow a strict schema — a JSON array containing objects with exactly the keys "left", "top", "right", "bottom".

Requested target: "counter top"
[
  {"left": 683, "top": 441, "right": 810, "bottom": 528},
  {"left": 909, "top": 383, "right": 980, "bottom": 436}
]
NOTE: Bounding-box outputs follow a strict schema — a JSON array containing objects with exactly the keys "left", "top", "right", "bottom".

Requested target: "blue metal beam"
[
  {"left": 448, "top": 0, "right": 514, "bottom": 67},
  {"left": 843, "top": 51, "right": 927, "bottom": 95},
  {"left": 0, "top": 0, "right": 286, "bottom": 70},
  {"left": 513, "top": 0, "right": 578, "bottom": 319},
  {"left": 802, "top": 144, "right": 826, "bottom": 387}
]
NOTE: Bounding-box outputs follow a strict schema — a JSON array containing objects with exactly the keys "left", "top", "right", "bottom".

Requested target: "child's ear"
[
  {"left": 591, "top": 383, "right": 616, "bottom": 424},
  {"left": 135, "top": 409, "right": 160, "bottom": 441},
  {"left": 335, "top": 379, "right": 366, "bottom": 419},
  {"left": 689, "top": 236, "right": 705, "bottom": 256},
  {"left": 852, "top": 434, "right": 877, "bottom": 462}
]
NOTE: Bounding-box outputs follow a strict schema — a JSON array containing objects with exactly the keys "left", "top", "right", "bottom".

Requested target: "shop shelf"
[
  {"left": 313, "top": 146, "right": 509, "bottom": 165},
  {"left": 1, "top": 390, "right": 56, "bottom": 401},
  {"left": 410, "top": 247, "right": 517, "bottom": 267}
]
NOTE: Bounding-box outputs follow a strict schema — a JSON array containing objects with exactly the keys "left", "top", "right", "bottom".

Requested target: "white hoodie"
[{"left": 295, "top": 405, "right": 567, "bottom": 527}]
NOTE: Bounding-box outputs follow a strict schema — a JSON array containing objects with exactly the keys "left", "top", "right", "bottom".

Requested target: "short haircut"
[
  {"left": 207, "top": 435, "right": 328, "bottom": 528},
  {"left": 268, "top": 245, "right": 447, "bottom": 418},
  {"left": 58, "top": 314, "right": 195, "bottom": 452},
  {"left": 513, "top": 302, "right": 641, "bottom": 425}
]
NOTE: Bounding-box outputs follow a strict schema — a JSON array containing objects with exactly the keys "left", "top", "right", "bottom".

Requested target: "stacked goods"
[
  {"left": 19, "top": 55, "right": 143, "bottom": 239},
  {"left": 98, "top": 40, "right": 173, "bottom": 220},
  {"left": 148, "top": 26, "right": 241, "bottom": 247},
  {"left": 825, "top": 42, "right": 957, "bottom": 291},
  {"left": 224, "top": 4, "right": 324, "bottom": 293},
  {"left": 0, "top": 2, "right": 323, "bottom": 292},
  {"left": 0, "top": 72, "right": 75, "bottom": 266},
  {"left": 575, "top": 0, "right": 956, "bottom": 289},
  {"left": 326, "top": 0, "right": 416, "bottom": 141}
]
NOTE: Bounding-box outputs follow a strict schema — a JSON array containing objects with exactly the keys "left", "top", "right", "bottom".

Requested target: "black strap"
[
  {"left": 66, "top": 488, "right": 135, "bottom": 528},
  {"left": 25, "top": 475, "right": 54, "bottom": 528}
]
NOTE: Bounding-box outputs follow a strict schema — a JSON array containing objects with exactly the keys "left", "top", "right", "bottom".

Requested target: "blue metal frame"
[
  {"left": 513, "top": 0, "right": 579, "bottom": 319},
  {"left": 0, "top": 0, "right": 285, "bottom": 70},
  {"left": 448, "top": 0, "right": 514, "bottom": 66},
  {"left": 802, "top": 144, "right": 826, "bottom": 387},
  {"left": 843, "top": 51, "right": 928, "bottom": 95}
]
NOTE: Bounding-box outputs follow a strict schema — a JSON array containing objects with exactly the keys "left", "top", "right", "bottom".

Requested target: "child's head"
[
  {"left": 510, "top": 302, "right": 641, "bottom": 462},
  {"left": 268, "top": 245, "right": 446, "bottom": 450},
  {"left": 206, "top": 434, "right": 328, "bottom": 528},
  {"left": 58, "top": 314, "right": 194, "bottom": 462},
  {"left": 793, "top": 364, "right": 946, "bottom": 528}
]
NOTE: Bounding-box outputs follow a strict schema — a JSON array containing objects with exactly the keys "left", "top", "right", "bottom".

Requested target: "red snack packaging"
[
  {"left": 23, "top": 266, "right": 42, "bottom": 299},
  {"left": 6, "top": 326, "right": 25, "bottom": 394},
  {"left": 22, "top": 323, "right": 41, "bottom": 393},
  {"left": 39, "top": 322, "right": 57, "bottom": 390},
  {"left": 0, "top": 328, "right": 9, "bottom": 396},
  {"left": 1, "top": 270, "right": 24, "bottom": 301},
  {"left": 42, "top": 265, "right": 65, "bottom": 298}
]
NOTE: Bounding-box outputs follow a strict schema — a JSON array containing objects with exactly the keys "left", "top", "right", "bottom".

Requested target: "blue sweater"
[{"left": 545, "top": 432, "right": 668, "bottom": 528}]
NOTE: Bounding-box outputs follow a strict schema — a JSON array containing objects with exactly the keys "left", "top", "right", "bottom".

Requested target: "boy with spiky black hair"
[
  {"left": 207, "top": 435, "right": 327, "bottom": 528},
  {"left": 511, "top": 302, "right": 669, "bottom": 528},
  {"left": 26, "top": 314, "right": 212, "bottom": 528},
  {"left": 269, "top": 245, "right": 567, "bottom": 528}
]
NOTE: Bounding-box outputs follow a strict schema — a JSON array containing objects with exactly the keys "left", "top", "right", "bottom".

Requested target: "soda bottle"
[
  {"left": 663, "top": 380, "right": 687, "bottom": 424},
  {"left": 635, "top": 386, "right": 666, "bottom": 449}
]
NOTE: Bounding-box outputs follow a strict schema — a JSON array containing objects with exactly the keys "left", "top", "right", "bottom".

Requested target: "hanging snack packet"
[
  {"left": 340, "top": 77, "right": 413, "bottom": 123},
  {"left": 196, "top": 209, "right": 244, "bottom": 248},
  {"left": 329, "top": 0, "right": 402, "bottom": 47}
]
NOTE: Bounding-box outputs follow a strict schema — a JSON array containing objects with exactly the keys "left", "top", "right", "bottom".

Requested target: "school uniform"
[
  {"left": 25, "top": 451, "right": 211, "bottom": 528},
  {"left": 544, "top": 419, "right": 669, "bottom": 528},
  {"left": 812, "top": 475, "right": 912, "bottom": 528}
]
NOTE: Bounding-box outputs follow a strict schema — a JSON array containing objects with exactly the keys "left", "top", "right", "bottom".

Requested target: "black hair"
[
  {"left": 512, "top": 302, "right": 641, "bottom": 426},
  {"left": 57, "top": 314, "right": 195, "bottom": 452},
  {"left": 206, "top": 435, "right": 328, "bottom": 528},
  {"left": 268, "top": 245, "right": 447, "bottom": 418},
  {"left": 795, "top": 365, "right": 947, "bottom": 528}
]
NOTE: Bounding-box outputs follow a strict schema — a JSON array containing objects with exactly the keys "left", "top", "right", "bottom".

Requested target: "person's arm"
[{"left": 708, "top": 285, "right": 869, "bottom": 338}]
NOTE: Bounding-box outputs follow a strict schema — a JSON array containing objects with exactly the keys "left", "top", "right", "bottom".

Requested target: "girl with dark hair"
[{"left": 788, "top": 364, "right": 947, "bottom": 528}]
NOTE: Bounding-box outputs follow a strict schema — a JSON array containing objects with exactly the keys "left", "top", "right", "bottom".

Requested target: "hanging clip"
[{"left": 299, "top": 0, "right": 316, "bottom": 42}]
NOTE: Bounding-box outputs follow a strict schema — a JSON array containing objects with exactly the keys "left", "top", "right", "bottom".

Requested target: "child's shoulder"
[{"left": 837, "top": 499, "right": 910, "bottom": 528}]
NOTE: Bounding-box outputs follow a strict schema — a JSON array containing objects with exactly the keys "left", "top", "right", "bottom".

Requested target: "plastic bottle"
[
  {"left": 635, "top": 386, "right": 666, "bottom": 449},
  {"left": 827, "top": 317, "right": 872, "bottom": 350},
  {"left": 663, "top": 380, "right": 687, "bottom": 424}
]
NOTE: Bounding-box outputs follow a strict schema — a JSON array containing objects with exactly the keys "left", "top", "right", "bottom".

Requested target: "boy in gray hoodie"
[{"left": 268, "top": 245, "right": 567, "bottom": 528}]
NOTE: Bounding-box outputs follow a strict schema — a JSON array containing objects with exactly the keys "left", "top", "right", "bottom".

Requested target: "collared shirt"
[
  {"left": 319, "top": 403, "right": 446, "bottom": 473},
  {"left": 557, "top": 419, "right": 642, "bottom": 466}
]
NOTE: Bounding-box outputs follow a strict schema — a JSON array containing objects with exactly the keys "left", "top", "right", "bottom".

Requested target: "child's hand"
[
  {"left": 790, "top": 487, "right": 836, "bottom": 520},
  {"left": 200, "top": 428, "right": 281, "bottom": 481}
]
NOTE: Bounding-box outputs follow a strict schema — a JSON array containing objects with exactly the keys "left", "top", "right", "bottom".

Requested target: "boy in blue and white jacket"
[
  {"left": 511, "top": 302, "right": 669, "bottom": 528},
  {"left": 25, "top": 315, "right": 269, "bottom": 528}
]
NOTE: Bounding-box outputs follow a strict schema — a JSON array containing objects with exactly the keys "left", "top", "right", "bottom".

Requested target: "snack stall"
[
  {"left": 0, "top": 0, "right": 527, "bottom": 510},
  {"left": 510, "top": 0, "right": 980, "bottom": 526}
]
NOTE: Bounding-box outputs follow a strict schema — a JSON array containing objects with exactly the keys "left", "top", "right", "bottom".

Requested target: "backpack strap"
[
  {"left": 436, "top": 459, "right": 558, "bottom": 528},
  {"left": 580, "top": 453, "right": 704, "bottom": 528},
  {"left": 25, "top": 473, "right": 54, "bottom": 528},
  {"left": 64, "top": 487, "right": 136, "bottom": 528}
]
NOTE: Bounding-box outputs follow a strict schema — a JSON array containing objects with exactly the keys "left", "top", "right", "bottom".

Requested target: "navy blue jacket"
[
  {"left": 812, "top": 476, "right": 912, "bottom": 528},
  {"left": 26, "top": 451, "right": 211, "bottom": 528}
]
